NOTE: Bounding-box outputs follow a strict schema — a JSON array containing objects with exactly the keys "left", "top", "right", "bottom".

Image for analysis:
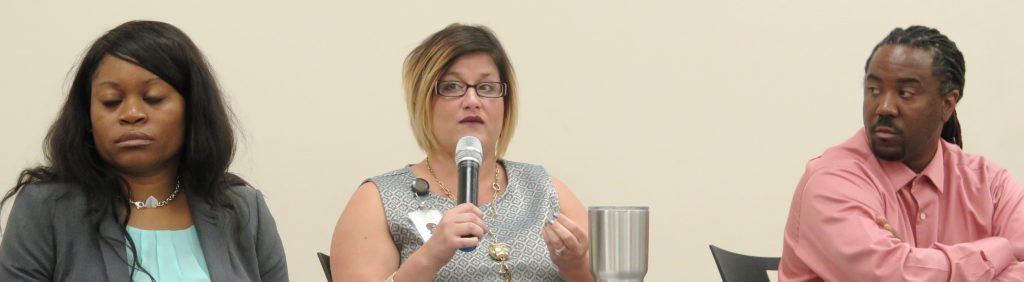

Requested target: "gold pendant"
[
  {"left": 488, "top": 242, "right": 511, "bottom": 261},
  {"left": 498, "top": 262, "right": 512, "bottom": 282}
]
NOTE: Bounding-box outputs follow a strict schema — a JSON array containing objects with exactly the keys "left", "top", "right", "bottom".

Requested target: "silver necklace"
[{"left": 127, "top": 178, "right": 181, "bottom": 209}]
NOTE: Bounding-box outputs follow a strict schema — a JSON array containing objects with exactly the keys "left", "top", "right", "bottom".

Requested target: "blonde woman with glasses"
[{"left": 330, "top": 24, "right": 593, "bottom": 282}]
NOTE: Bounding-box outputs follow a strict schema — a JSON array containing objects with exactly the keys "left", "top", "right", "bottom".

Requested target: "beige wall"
[{"left": 2, "top": 1, "right": 1022, "bottom": 281}]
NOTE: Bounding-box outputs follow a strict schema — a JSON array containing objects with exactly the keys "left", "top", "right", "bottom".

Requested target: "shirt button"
[{"left": 919, "top": 212, "right": 927, "bottom": 222}]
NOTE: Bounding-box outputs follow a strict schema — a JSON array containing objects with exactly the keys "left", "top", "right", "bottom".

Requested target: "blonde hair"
[{"left": 403, "top": 23, "right": 518, "bottom": 158}]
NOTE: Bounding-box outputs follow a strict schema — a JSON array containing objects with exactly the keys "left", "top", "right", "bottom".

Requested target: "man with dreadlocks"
[{"left": 779, "top": 25, "right": 1024, "bottom": 281}]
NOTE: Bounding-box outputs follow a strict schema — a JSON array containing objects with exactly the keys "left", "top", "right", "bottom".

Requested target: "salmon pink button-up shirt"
[{"left": 780, "top": 128, "right": 1024, "bottom": 281}]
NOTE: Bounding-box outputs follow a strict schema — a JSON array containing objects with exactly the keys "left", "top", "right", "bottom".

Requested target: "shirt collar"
[{"left": 878, "top": 140, "right": 946, "bottom": 193}]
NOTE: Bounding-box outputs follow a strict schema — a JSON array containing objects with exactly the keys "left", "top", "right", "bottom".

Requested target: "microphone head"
[{"left": 455, "top": 136, "right": 483, "bottom": 164}]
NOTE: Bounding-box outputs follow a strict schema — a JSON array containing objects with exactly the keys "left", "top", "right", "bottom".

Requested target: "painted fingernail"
[
  {"left": 553, "top": 212, "right": 561, "bottom": 219},
  {"left": 549, "top": 218, "right": 557, "bottom": 225}
]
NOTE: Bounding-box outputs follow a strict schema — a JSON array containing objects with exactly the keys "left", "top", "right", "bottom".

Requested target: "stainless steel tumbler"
[{"left": 589, "top": 206, "right": 649, "bottom": 282}]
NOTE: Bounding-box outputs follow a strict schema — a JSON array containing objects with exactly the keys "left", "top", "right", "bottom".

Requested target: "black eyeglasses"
[{"left": 436, "top": 81, "right": 507, "bottom": 98}]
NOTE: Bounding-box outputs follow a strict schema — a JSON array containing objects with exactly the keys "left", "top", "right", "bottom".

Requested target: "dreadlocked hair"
[{"left": 865, "top": 25, "right": 966, "bottom": 148}]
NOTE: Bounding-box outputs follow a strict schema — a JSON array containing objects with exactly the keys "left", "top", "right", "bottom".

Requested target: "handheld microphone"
[
  {"left": 456, "top": 136, "right": 482, "bottom": 206},
  {"left": 455, "top": 136, "right": 482, "bottom": 252}
]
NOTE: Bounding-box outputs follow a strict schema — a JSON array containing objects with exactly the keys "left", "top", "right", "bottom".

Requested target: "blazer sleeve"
[
  {"left": 0, "top": 185, "right": 56, "bottom": 281},
  {"left": 253, "top": 190, "right": 289, "bottom": 281}
]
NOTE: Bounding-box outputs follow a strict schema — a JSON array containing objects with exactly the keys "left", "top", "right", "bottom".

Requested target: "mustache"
[{"left": 871, "top": 117, "right": 902, "bottom": 134}]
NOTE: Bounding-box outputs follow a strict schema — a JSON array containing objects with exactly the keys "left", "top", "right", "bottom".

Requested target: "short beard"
[{"left": 870, "top": 141, "right": 905, "bottom": 161}]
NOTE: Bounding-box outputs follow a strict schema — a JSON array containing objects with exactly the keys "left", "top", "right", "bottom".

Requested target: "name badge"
[{"left": 408, "top": 209, "right": 443, "bottom": 242}]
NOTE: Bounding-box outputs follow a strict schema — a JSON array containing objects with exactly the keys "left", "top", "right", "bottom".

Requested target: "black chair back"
[
  {"left": 317, "top": 252, "right": 332, "bottom": 282},
  {"left": 709, "top": 245, "right": 780, "bottom": 282}
]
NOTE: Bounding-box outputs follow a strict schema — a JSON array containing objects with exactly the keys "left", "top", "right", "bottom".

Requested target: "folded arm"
[
  {"left": 991, "top": 168, "right": 1024, "bottom": 280},
  {"left": 794, "top": 167, "right": 1014, "bottom": 281}
]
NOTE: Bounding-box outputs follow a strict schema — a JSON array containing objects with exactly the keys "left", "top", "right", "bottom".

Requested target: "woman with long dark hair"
[{"left": 0, "top": 20, "right": 288, "bottom": 281}]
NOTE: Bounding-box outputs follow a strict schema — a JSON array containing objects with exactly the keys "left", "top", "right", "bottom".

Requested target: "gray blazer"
[{"left": 0, "top": 183, "right": 289, "bottom": 281}]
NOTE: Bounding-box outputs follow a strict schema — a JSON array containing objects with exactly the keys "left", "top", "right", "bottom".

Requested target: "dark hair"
[
  {"left": 0, "top": 20, "right": 246, "bottom": 280},
  {"left": 865, "top": 25, "right": 966, "bottom": 148}
]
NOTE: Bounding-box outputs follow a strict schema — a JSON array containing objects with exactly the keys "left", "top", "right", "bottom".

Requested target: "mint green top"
[{"left": 126, "top": 226, "right": 211, "bottom": 282}]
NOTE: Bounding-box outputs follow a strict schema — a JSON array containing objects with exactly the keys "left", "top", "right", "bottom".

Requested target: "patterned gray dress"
[{"left": 370, "top": 160, "right": 563, "bottom": 281}]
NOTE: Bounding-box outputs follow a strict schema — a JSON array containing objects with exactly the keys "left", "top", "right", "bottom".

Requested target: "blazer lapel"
[
  {"left": 97, "top": 210, "right": 131, "bottom": 282},
  {"left": 189, "top": 192, "right": 232, "bottom": 281}
]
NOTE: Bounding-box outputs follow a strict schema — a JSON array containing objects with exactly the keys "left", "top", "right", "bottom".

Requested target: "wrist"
[
  {"left": 406, "top": 245, "right": 447, "bottom": 275},
  {"left": 392, "top": 253, "right": 438, "bottom": 282}
]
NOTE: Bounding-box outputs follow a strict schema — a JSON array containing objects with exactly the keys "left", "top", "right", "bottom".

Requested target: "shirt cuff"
[{"left": 977, "top": 237, "right": 1014, "bottom": 270}]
